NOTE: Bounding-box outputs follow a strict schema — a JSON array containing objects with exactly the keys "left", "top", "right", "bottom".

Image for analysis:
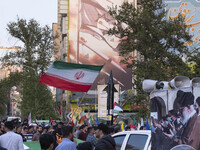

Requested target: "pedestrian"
[
  {"left": 22, "top": 126, "right": 28, "bottom": 135},
  {"left": 78, "top": 125, "right": 87, "bottom": 141},
  {"left": 55, "top": 126, "right": 77, "bottom": 150},
  {"left": 77, "top": 141, "right": 92, "bottom": 150},
  {"left": 0, "top": 146, "right": 6, "bottom": 150},
  {"left": 86, "top": 127, "right": 97, "bottom": 149},
  {"left": 0, "top": 122, "right": 5, "bottom": 136},
  {"left": 95, "top": 123, "right": 116, "bottom": 150},
  {"left": 32, "top": 125, "right": 43, "bottom": 141},
  {"left": 75, "top": 124, "right": 81, "bottom": 138},
  {"left": 47, "top": 126, "right": 54, "bottom": 134},
  {"left": 39, "top": 133, "right": 54, "bottom": 150},
  {"left": 139, "top": 125, "right": 146, "bottom": 130},
  {"left": 125, "top": 126, "right": 131, "bottom": 131},
  {"left": 0, "top": 121, "right": 24, "bottom": 150},
  {"left": 108, "top": 127, "right": 115, "bottom": 135},
  {"left": 41, "top": 122, "right": 45, "bottom": 128},
  {"left": 52, "top": 122, "right": 63, "bottom": 149},
  {"left": 51, "top": 121, "right": 57, "bottom": 130},
  {"left": 27, "top": 125, "right": 34, "bottom": 134},
  {"left": 15, "top": 124, "right": 26, "bottom": 142},
  {"left": 114, "top": 125, "right": 121, "bottom": 133},
  {"left": 21, "top": 123, "right": 26, "bottom": 134}
]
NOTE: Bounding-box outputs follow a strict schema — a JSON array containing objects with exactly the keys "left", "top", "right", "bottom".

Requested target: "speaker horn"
[
  {"left": 169, "top": 76, "right": 190, "bottom": 89},
  {"left": 142, "top": 80, "right": 168, "bottom": 92},
  {"left": 142, "top": 79, "right": 157, "bottom": 92},
  {"left": 191, "top": 77, "right": 200, "bottom": 88}
]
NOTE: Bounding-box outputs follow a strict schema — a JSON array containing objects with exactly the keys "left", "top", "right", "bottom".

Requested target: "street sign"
[
  {"left": 67, "top": 112, "right": 72, "bottom": 120},
  {"left": 107, "top": 115, "right": 111, "bottom": 121}
]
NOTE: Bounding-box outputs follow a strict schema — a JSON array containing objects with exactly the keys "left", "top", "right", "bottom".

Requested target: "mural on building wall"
[
  {"left": 164, "top": 0, "right": 200, "bottom": 48},
  {"left": 68, "top": 0, "right": 133, "bottom": 90}
]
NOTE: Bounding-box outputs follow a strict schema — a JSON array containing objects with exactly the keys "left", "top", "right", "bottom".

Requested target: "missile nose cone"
[{"left": 108, "top": 70, "right": 114, "bottom": 84}]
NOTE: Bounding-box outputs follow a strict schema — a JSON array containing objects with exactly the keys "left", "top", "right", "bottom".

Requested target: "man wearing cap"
[
  {"left": 165, "top": 90, "right": 200, "bottom": 149},
  {"left": 95, "top": 123, "right": 116, "bottom": 150},
  {"left": 0, "top": 121, "right": 24, "bottom": 150}
]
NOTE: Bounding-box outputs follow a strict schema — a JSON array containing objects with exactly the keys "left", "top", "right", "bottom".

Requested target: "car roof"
[{"left": 112, "top": 130, "right": 151, "bottom": 137}]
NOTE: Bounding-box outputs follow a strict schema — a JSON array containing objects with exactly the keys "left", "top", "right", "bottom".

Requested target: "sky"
[{"left": 0, "top": 0, "right": 57, "bottom": 55}]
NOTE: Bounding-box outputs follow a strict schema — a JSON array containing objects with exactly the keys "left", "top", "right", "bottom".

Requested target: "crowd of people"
[
  {"left": 2, "top": 90, "right": 198, "bottom": 150},
  {"left": 151, "top": 90, "right": 200, "bottom": 150},
  {"left": 0, "top": 117, "right": 133, "bottom": 150}
]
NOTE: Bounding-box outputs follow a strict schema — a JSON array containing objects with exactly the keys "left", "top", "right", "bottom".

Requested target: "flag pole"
[{"left": 68, "top": 92, "right": 87, "bottom": 125}]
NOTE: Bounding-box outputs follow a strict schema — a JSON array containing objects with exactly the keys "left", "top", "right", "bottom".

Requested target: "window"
[
  {"left": 113, "top": 135, "right": 126, "bottom": 150},
  {"left": 125, "top": 134, "right": 148, "bottom": 150}
]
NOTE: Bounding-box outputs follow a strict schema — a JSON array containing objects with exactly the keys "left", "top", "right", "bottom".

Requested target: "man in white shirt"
[{"left": 0, "top": 121, "right": 24, "bottom": 150}]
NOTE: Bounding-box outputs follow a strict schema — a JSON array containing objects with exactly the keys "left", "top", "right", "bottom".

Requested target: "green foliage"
[
  {"left": 108, "top": 0, "right": 195, "bottom": 118},
  {"left": 0, "top": 18, "right": 58, "bottom": 119}
]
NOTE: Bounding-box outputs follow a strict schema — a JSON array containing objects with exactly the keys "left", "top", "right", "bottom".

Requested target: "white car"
[
  {"left": 112, "top": 130, "right": 151, "bottom": 150},
  {"left": 7, "top": 116, "right": 21, "bottom": 122}
]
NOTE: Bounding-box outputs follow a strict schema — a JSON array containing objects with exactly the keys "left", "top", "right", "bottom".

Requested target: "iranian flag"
[
  {"left": 87, "top": 116, "right": 92, "bottom": 127},
  {"left": 39, "top": 61, "right": 103, "bottom": 92},
  {"left": 28, "top": 112, "right": 31, "bottom": 126},
  {"left": 71, "top": 120, "right": 75, "bottom": 127},
  {"left": 78, "top": 111, "right": 87, "bottom": 125},
  {"left": 35, "top": 119, "right": 39, "bottom": 126}
]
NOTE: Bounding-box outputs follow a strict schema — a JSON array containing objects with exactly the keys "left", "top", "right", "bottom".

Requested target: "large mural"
[
  {"left": 164, "top": 0, "right": 200, "bottom": 49},
  {"left": 68, "top": 0, "right": 133, "bottom": 90}
]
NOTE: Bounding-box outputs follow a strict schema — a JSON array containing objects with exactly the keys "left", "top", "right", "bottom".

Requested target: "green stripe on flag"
[{"left": 53, "top": 61, "right": 103, "bottom": 71}]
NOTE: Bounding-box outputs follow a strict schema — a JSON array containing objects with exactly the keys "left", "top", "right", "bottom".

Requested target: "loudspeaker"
[
  {"left": 142, "top": 80, "right": 168, "bottom": 92},
  {"left": 191, "top": 77, "right": 200, "bottom": 87},
  {"left": 142, "top": 79, "right": 157, "bottom": 92},
  {"left": 169, "top": 76, "right": 190, "bottom": 89}
]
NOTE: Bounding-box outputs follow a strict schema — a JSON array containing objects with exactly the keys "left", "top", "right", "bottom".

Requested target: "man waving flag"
[{"left": 39, "top": 61, "right": 103, "bottom": 92}]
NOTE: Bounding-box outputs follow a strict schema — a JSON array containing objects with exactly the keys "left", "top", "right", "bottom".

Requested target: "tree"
[
  {"left": 108, "top": 0, "right": 195, "bottom": 119},
  {"left": 1, "top": 18, "right": 58, "bottom": 119},
  {"left": 0, "top": 72, "right": 22, "bottom": 116}
]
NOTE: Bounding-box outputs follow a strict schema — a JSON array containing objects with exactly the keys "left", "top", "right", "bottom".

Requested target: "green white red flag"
[
  {"left": 39, "top": 61, "right": 103, "bottom": 92},
  {"left": 87, "top": 116, "right": 92, "bottom": 127},
  {"left": 78, "top": 111, "right": 87, "bottom": 125},
  {"left": 28, "top": 112, "right": 31, "bottom": 126},
  {"left": 35, "top": 119, "right": 39, "bottom": 126}
]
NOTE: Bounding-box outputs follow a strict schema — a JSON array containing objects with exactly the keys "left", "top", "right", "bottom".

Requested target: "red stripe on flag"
[
  {"left": 39, "top": 73, "right": 92, "bottom": 92},
  {"left": 113, "top": 115, "right": 118, "bottom": 122},
  {"left": 60, "top": 107, "right": 62, "bottom": 115},
  {"left": 71, "top": 120, "right": 75, "bottom": 127}
]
